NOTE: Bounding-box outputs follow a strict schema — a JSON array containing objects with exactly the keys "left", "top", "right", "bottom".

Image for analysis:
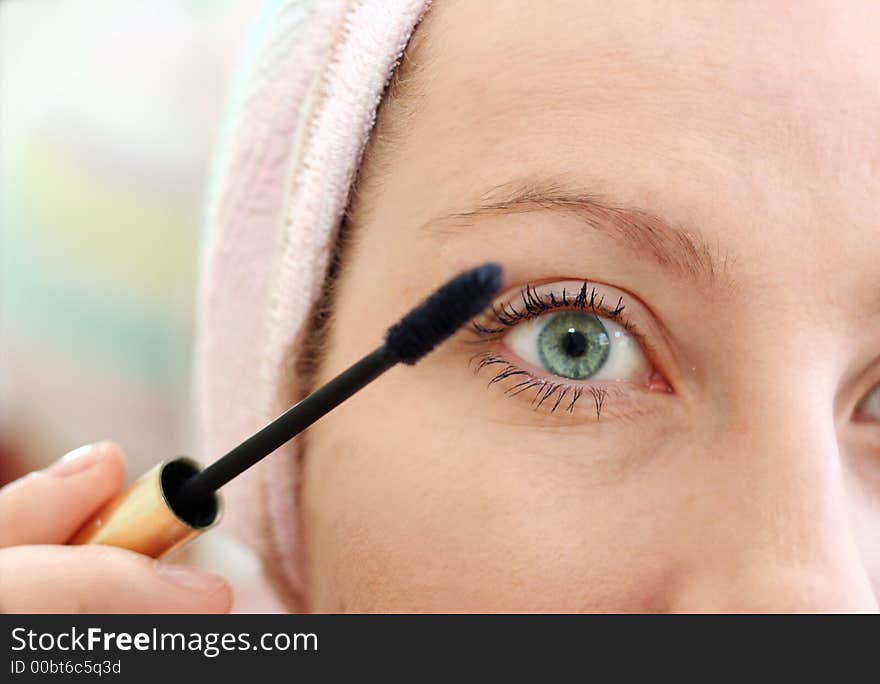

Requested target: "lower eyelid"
[
  {"left": 468, "top": 345, "right": 666, "bottom": 421},
  {"left": 847, "top": 422, "right": 880, "bottom": 459}
]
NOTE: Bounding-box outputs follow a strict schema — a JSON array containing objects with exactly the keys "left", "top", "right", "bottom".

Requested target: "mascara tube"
[{"left": 69, "top": 457, "right": 222, "bottom": 558}]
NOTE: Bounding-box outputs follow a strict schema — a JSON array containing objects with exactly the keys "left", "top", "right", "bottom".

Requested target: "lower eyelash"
[{"left": 470, "top": 349, "right": 610, "bottom": 419}]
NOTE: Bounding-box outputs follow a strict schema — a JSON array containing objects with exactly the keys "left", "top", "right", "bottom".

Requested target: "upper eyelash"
[
  {"left": 464, "top": 280, "right": 645, "bottom": 418},
  {"left": 470, "top": 280, "right": 637, "bottom": 339}
]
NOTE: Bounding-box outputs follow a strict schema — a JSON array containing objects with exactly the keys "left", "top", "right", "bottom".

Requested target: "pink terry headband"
[{"left": 195, "top": 0, "right": 433, "bottom": 609}]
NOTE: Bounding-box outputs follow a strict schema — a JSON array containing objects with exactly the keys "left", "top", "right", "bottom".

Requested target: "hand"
[{"left": 0, "top": 442, "right": 232, "bottom": 613}]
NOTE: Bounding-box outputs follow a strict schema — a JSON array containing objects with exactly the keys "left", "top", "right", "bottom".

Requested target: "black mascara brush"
[{"left": 69, "top": 262, "right": 503, "bottom": 558}]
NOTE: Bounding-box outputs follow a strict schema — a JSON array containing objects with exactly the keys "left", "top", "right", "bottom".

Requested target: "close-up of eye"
[{"left": 467, "top": 279, "right": 671, "bottom": 417}]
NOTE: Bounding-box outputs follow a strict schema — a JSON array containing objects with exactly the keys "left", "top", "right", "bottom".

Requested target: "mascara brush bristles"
[
  {"left": 176, "top": 262, "right": 503, "bottom": 507},
  {"left": 384, "top": 262, "right": 503, "bottom": 364}
]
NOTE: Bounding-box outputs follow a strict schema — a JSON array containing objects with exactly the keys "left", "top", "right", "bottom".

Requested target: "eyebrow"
[{"left": 420, "top": 179, "right": 727, "bottom": 285}]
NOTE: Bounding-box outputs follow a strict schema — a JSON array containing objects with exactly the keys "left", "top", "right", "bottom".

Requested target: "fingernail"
[
  {"left": 48, "top": 443, "right": 108, "bottom": 478},
  {"left": 158, "top": 564, "right": 228, "bottom": 595}
]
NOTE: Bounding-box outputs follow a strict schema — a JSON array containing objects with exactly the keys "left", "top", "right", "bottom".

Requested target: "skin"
[{"left": 299, "top": 0, "right": 880, "bottom": 611}]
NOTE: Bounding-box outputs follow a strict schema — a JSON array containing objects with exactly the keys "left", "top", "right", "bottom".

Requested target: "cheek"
[{"left": 300, "top": 369, "right": 686, "bottom": 612}]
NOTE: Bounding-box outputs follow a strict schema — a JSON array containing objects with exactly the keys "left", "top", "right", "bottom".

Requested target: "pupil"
[{"left": 562, "top": 327, "right": 587, "bottom": 357}]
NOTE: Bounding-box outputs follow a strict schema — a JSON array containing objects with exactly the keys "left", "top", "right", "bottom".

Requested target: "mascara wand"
[{"left": 69, "top": 262, "right": 503, "bottom": 558}]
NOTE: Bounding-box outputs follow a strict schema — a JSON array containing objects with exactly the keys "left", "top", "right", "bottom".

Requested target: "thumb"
[{"left": 0, "top": 442, "right": 125, "bottom": 548}]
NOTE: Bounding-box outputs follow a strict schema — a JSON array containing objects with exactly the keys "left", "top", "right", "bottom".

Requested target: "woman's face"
[{"left": 300, "top": 0, "right": 880, "bottom": 611}]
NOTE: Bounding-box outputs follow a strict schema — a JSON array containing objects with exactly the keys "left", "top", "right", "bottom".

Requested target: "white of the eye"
[
  {"left": 503, "top": 311, "right": 649, "bottom": 382},
  {"left": 860, "top": 385, "right": 880, "bottom": 419}
]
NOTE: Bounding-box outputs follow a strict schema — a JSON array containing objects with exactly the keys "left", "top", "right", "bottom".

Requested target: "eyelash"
[{"left": 466, "top": 280, "right": 648, "bottom": 418}]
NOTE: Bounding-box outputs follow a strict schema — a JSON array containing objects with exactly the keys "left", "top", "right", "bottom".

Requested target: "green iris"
[{"left": 536, "top": 311, "right": 610, "bottom": 380}]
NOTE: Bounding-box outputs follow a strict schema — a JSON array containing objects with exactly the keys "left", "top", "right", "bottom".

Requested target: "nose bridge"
[
  {"left": 706, "top": 314, "right": 843, "bottom": 554},
  {"left": 668, "top": 374, "right": 877, "bottom": 612}
]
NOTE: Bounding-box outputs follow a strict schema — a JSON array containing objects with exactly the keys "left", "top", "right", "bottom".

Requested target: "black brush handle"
[
  {"left": 179, "top": 345, "right": 396, "bottom": 505},
  {"left": 178, "top": 262, "right": 503, "bottom": 509}
]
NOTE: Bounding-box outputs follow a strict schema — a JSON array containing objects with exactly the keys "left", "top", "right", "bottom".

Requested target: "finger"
[
  {"left": 0, "top": 544, "right": 232, "bottom": 614},
  {"left": 0, "top": 442, "right": 126, "bottom": 548}
]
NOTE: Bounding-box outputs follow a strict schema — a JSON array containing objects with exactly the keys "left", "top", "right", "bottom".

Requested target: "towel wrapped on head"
[{"left": 195, "top": 0, "right": 433, "bottom": 611}]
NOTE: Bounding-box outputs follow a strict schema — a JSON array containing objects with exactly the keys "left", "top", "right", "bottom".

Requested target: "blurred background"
[{"left": 0, "top": 0, "right": 263, "bottom": 485}]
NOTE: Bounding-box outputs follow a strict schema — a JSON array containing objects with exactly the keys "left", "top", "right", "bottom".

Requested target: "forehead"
[
  {"left": 387, "top": 0, "right": 880, "bottom": 289},
  {"left": 411, "top": 0, "right": 880, "bottom": 163}
]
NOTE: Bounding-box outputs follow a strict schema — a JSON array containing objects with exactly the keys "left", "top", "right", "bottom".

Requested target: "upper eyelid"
[{"left": 470, "top": 279, "right": 652, "bottom": 351}]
